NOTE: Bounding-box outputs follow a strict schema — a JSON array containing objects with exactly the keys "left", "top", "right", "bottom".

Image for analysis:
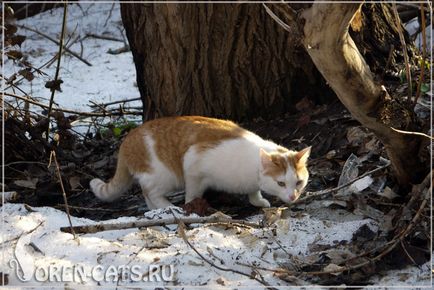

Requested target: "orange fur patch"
[
  {"left": 264, "top": 152, "right": 309, "bottom": 179},
  {"left": 263, "top": 154, "right": 289, "bottom": 178},
  {"left": 126, "top": 116, "right": 246, "bottom": 179},
  {"left": 119, "top": 126, "right": 151, "bottom": 174},
  {"left": 288, "top": 153, "right": 309, "bottom": 180}
]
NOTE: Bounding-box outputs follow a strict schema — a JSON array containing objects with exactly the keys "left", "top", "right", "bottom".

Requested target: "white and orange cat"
[{"left": 90, "top": 116, "right": 310, "bottom": 209}]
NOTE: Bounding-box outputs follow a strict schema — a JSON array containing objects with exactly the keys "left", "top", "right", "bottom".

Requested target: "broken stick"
[{"left": 60, "top": 214, "right": 260, "bottom": 234}]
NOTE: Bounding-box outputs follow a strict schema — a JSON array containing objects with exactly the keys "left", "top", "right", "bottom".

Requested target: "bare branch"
[
  {"left": 4, "top": 92, "right": 142, "bottom": 117},
  {"left": 392, "top": 2, "right": 412, "bottom": 104},
  {"left": 46, "top": 3, "right": 68, "bottom": 141},
  {"left": 49, "top": 150, "right": 76, "bottom": 239},
  {"left": 60, "top": 213, "right": 261, "bottom": 234},
  {"left": 18, "top": 24, "right": 92, "bottom": 67}
]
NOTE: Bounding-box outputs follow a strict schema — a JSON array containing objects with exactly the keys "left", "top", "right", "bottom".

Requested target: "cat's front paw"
[{"left": 251, "top": 198, "right": 271, "bottom": 208}]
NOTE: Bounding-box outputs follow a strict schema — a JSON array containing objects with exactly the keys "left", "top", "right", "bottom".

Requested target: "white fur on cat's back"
[
  {"left": 185, "top": 137, "right": 273, "bottom": 194},
  {"left": 182, "top": 132, "right": 281, "bottom": 205}
]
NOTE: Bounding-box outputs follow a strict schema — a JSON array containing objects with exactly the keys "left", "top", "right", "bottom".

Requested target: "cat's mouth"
[{"left": 260, "top": 190, "right": 297, "bottom": 204}]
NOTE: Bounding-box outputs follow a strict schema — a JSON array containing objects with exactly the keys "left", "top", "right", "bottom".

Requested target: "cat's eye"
[
  {"left": 277, "top": 181, "right": 286, "bottom": 187},
  {"left": 296, "top": 180, "right": 303, "bottom": 187}
]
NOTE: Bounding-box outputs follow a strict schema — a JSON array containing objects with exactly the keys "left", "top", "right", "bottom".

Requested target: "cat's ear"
[
  {"left": 260, "top": 148, "right": 273, "bottom": 169},
  {"left": 295, "top": 146, "right": 311, "bottom": 164}
]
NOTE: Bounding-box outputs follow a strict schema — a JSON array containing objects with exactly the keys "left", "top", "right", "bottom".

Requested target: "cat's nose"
[{"left": 289, "top": 189, "right": 299, "bottom": 201}]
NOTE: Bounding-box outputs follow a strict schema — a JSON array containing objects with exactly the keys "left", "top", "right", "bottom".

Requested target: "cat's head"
[{"left": 259, "top": 146, "right": 311, "bottom": 204}]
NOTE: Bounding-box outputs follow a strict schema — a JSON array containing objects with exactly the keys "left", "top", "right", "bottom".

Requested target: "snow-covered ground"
[
  {"left": 4, "top": 2, "right": 141, "bottom": 112},
  {"left": 2, "top": 2, "right": 432, "bottom": 288},
  {"left": 1, "top": 203, "right": 430, "bottom": 288}
]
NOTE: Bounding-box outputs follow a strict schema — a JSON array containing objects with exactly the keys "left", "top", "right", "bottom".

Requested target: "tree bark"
[
  {"left": 295, "top": 3, "right": 424, "bottom": 185},
  {"left": 120, "top": 3, "right": 333, "bottom": 121}
]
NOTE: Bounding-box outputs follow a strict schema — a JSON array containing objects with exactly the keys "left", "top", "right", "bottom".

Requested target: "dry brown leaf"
[
  {"left": 323, "top": 263, "right": 344, "bottom": 275},
  {"left": 69, "top": 176, "right": 82, "bottom": 190},
  {"left": 262, "top": 207, "right": 283, "bottom": 225},
  {"left": 347, "top": 126, "right": 369, "bottom": 145},
  {"left": 14, "top": 178, "right": 38, "bottom": 189},
  {"left": 216, "top": 277, "right": 225, "bottom": 285}
]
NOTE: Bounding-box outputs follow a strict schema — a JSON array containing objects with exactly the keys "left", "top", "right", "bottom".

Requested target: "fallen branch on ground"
[{"left": 60, "top": 213, "right": 261, "bottom": 234}]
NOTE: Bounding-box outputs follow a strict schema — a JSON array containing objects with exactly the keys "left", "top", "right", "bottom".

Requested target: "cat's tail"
[{"left": 90, "top": 155, "right": 133, "bottom": 202}]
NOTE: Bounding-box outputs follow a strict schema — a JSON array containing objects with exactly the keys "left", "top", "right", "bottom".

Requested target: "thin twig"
[
  {"left": 5, "top": 92, "right": 142, "bottom": 117},
  {"left": 60, "top": 214, "right": 261, "bottom": 234},
  {"left": 88, "top": 100, "right": 108, "bottom": 114},
  {"left": 381, "top": 44, "right": 394, "bottom": 80},
  {"left": 46, "top": 2, "right": 68, "bottom": 141},
  {"left": 4, "top": 49, "right": 62, "bottom": 92},
  {"left": 1, "top": 161, "right": 47, "bottom": 168},
  {"left": 103, "top": 2, "right": 116, "bottom": 27},
  {"left": 55, "top": 204, "right": 118, "bottom": 212},
  {"left": 85, "top": 33, "right": 123, "bottom": 42},
  {"left": 400, "top": 240, "right": 418, "bottom": 266},
  {"left": 89, "top": 97, "right": 142, "bottom": 108},
  {"left": 292, "top": 161, "right": 391, "bottom": 206},
  {"left": 390, "top": 127, "right": 433, "bottom": 140},
  {"left": 392, "top": 2, "right": 412, "bottom": 104},
  {"left": 0, "top": 221, "right": 44, "bottom": 246},
  {"left": 46, "top": 28, "right": 80, "bottom": 69},
  {"left": 49, "top": 150, "right": 76, "bottom": 239},
  {"left": 171, "top": 209, "right": 276, "bottom": 289},
  {"left": 18, "top": 24, "right": 92, "bottom": 66}
]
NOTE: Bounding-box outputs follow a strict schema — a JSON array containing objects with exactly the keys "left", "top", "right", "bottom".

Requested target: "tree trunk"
[{"left": 120, "top": 3, "right": 333, "bottom": 121}]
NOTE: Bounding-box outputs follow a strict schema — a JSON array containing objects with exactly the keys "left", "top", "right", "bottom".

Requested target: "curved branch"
[{"left": 298, "top": 3, "right": 425, "bottom": 185}]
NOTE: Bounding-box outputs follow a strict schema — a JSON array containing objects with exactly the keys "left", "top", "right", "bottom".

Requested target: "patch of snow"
[
  {"left": 1, "top": 203, "right": 429, "bottom": 287},
  {"left": 4, "top": 3, "right": 140, "bottom": 116}
]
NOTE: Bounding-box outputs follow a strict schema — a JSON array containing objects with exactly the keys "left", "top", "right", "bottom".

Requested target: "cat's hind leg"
[
  {"left": 137, "top": 174, "right": 175, "bottom": 209},
  {"left": 248, "top": 191, "right": 271, "bottom": 208}
]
